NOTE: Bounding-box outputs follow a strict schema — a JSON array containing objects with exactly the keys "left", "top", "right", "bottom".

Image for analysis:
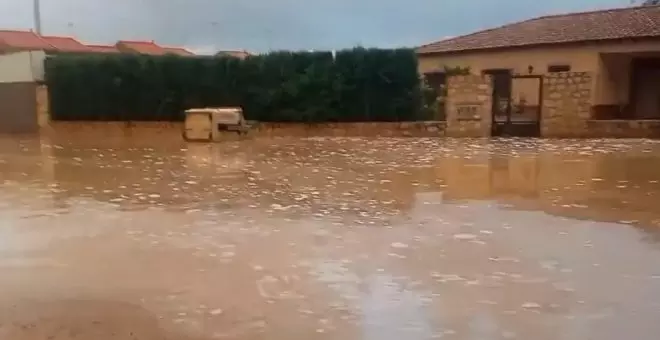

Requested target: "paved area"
[{"left": 1, "top": 136, "right": 660, "bottom": 339}]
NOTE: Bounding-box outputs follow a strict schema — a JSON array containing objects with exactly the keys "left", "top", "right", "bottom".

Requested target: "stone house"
[{"left": 417, "top": 5, "right": 660, "bottom": 137}]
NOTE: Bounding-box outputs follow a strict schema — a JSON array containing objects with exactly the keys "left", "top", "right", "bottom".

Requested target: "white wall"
[{"left": 0, "top": 51, "right": 46, "bottom": 83}]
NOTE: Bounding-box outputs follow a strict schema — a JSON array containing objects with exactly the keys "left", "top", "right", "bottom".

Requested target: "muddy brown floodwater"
[{"left": 1, "top": 136, "right": 660, "bottom": 340}]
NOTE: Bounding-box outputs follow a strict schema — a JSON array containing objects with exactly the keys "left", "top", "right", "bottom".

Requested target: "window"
[
  {"left": 422, "top": 72, "right": 448, "bottom": 121},
  {"left": 547, "top": 64, "right": 571, "bottom": 73}
]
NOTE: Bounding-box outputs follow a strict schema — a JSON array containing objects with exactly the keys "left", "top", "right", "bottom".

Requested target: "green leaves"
[{"left": 46, "top": 48, "right": 424, "bottom": 122}]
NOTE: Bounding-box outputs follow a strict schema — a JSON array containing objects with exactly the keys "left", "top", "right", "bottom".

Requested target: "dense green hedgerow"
[{"left": 45, "top": 48, "right": 428, "bottom": 122}]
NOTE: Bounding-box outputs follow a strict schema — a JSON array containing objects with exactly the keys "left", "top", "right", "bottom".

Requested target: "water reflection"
[{"left": 1, "top": 135, "right": 660, "bottom": 339}]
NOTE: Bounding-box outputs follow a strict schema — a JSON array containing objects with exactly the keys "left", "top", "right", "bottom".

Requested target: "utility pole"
[{"left": 33, "top": 0, "right": 42, "bottom": 35}]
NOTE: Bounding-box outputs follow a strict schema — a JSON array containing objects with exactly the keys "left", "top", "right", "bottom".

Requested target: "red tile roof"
[
  {"left": 162, "top": 46, "right": 195, "bottom": 56},
  {"left": 0, "top": 29, "right": 53, "bottom": 50},
  {"left": 417, "top": 5, "right": 660, "bottom": 54},
  {"left": 0, "top": 30, "right": 199, "bottom": 56},
  {"left": 40, "top": 35, "right": 92, "bottom": 53},
  {"left": 116, "top": 40, "right": 169, "bottom": 55},
  {"left": 85, "top": 44, "right": 120, "bottom": 53}
]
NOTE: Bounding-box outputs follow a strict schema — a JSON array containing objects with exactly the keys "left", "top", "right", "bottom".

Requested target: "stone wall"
[
  {"left": 541, "top": 72, "right": 593, "bottom": 137},
  {"left": 250, "top": 121, "right": 446, "bottom": 137},
  {"left": 585, "top": 119, "right": 660, "bottom": 138},
  {"left": 43, "top": 121, "right": 447, "bottom": 146},
  {"left": 43, "top": 122, "right": 185, "bottom": 147},
  {"left": 36, "top": 84, "right": 49, "bottom": 128},
  {"left": 445, "top": 75, "right": 492, "bottom": 137}
]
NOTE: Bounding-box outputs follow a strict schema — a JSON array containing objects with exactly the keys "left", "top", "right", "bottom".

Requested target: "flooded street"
[{"left": 1, "top": 136, "right": 660, "bottom": 340}]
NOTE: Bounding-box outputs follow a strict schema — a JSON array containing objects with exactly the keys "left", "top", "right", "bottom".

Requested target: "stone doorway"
[
  {"left": 487, "top": 70, "right": 542, "bottom": 137},
  {"left": 630, "top": 58, "right": 660, "bottom": 120}
]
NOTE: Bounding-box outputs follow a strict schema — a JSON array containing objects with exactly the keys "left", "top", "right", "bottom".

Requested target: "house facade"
[{"left": 417, "top": 5, "right": 660, "bottom": 137}]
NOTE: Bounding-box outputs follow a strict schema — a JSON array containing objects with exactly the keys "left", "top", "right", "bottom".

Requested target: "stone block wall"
[
  {"left": 43, "top": 122, "right": 185, "bottom": 148},
  {"left": 250, "top": 121, "right": 446, "bottom": 137},
  {"left": 585, "top": 119, "right": 660, "bottom": 138},
  {"left": 36, "top": 84, "right": 49, "bottom": 128},
  {"left": 541, "top": 72, "right": 593, "bottom": 137},
  {"left": 445, "top": 75, "right": 492, "bottom": 137},
  {"left": 43, "top": 121, "right": 448, "bottom": 147}
]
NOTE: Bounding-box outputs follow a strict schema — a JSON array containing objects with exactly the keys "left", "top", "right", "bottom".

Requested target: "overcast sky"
[{"left": 0, "top": 0, "right": 630, "bottom": 53}]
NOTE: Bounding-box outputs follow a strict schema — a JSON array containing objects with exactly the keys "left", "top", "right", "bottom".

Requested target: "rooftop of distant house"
[
  {"left": 417, "top": 5, "right": 660, "bottom": 55},
  {"left": 162, "top": 46, "right": 196, "bottom": 56},
  {"left": 215, "top": 50, "right": 251, "bottom": 59},
  {"left": 40, "top": 35, "right": 92, "bottom": 53},
  {"left": 0, "top": 29, "right": 54, "bottom": 51},
  {"left": 0, "top": 30, "right": 241, "bottom": 56},
  {"left": 116, "top": 40, "right": 171, "bottom": 55},
  {"left": 85, "top": 44, "right": 120, "bottom": 54}
]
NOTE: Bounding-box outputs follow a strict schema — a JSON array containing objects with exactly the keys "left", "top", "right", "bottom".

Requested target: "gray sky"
[{"left": 0, "top": 0, "right": 630, "bottom": 53}]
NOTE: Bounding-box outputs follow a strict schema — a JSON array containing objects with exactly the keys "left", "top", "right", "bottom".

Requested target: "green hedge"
[{"left": 44, "top": 48, "right": 428, "bottom": 122}]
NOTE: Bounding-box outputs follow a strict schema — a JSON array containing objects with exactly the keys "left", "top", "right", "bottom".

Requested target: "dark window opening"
[
  {"left": 547, "top": 64, "right": 571, "bottom": 73},
  {"left": 424, "top": 72, "right": 446, "bottom": 90},
  {"left": 423, "top": 72, "right": 447, "bottom": 121}
]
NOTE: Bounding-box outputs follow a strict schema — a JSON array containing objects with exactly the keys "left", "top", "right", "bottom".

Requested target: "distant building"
[
  {"left": 215, "top": 50, "right": 251, "bottom": 59},
  {"left": 39, "top": 35, "right": 94, "bottom": 53},
  {"left": 0, "top": 30, "right": 198, "bottom": 57},
  {"left": 115, "top": 40, "right": 196, "bottom": 56},
  {"left": 116, "top": 40, "right": 168, "bottom": 55},
  {"left": 162, "top": 46, "right": 196, "bottom": 56},
  {"left": 85, "top": 44, "right": 120, "bottom": 54}
]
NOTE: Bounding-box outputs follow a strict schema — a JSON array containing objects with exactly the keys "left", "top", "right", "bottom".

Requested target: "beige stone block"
[
  {"left": 542, "top": 100, "right": 556, "bottom": 108},
  {"left": 549, "top": 92, "right": 562, "bottom": 100}
]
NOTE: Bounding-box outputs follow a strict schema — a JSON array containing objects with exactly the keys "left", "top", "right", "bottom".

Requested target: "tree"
[{"left": 641, "top": 0, "right": 660, "bottom": 5}]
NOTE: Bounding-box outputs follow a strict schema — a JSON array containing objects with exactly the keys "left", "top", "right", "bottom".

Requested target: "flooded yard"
[{"left": 1, "top": 135, "right": 660, "bottom": 340}]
